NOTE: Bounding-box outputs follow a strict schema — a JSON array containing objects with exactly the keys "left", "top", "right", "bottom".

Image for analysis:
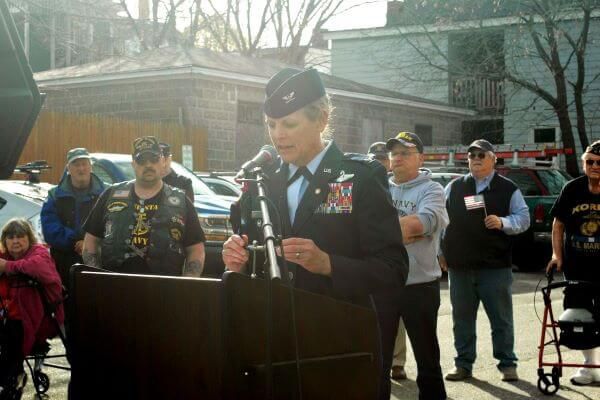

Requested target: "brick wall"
[
  {"left": 39, "top": 74, "right": 466, "bottom": 171},
  {"left": 331, "top": 96, "right": 463, "bottom": 154}
]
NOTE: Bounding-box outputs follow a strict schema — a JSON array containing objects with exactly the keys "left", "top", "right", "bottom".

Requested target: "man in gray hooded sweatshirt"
[{"left": 374, "top": 131, "right": 448, "bottom": 400}]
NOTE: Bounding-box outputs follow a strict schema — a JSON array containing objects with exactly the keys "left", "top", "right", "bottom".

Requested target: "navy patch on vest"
[
  {"left": 167, "top": 196, "right": 182, "bottom": 206},
  {"left": 112, "top": 189, "right": 129, "bottom": 199},
  {"left": 105, "top": 220, "right": 113, "bottom": 236},
  {"left": 170, "top": 228, "right": 182, "bottom": 241},
  {"left": 171, "top": 215, "right": 185, "bottom": 226},
  {"left": 107, "top": 201, "right": 128, "bottom": 213}
]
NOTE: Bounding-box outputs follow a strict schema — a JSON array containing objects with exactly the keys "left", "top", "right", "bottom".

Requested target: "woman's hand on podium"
[
  {"left": 277, "top": 237, "right": 332, "bottom": 277},
  {"left": 222, "top": 234, "right": 249, "bottom": 272}
]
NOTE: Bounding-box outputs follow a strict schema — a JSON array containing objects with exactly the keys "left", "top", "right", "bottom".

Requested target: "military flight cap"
[
  {"left": 584, "top": 140, "right": 600, "bottom": 156},
  {"left": 132, "top": 136, "right": 161, "bottom": 158},
  {"left": 386, "top": 131, "right": 424, "bottom": 153},
  {"left": 368, "top": 142, "right": 388, "bottom": 159},
  {"left": 468, "top": 139, "right": 495, "bottom": 153},
  {"left": 263, "top": 68, "right": 326, "bottom": 118},
  {"left": 66, "top": 147, "right": 91, "bottom": 164}
]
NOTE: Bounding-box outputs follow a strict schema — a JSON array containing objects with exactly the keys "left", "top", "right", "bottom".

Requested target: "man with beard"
[{"left": 82, "top": 136, "right": 205, "bottom": 277}]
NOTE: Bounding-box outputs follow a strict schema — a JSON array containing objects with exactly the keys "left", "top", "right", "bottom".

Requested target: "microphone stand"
[{"left": 240, "top": 166, "right": 281, "bottom": 400}]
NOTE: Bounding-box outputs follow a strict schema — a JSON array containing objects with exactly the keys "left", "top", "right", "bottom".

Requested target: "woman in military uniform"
[{"left": 222, "top": 67, "right": 407, "bottom": 308}]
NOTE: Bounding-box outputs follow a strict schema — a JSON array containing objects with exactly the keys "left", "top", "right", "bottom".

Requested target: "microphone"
[{"left": 235, "top": 145, "right": 277, "bottom": 181}]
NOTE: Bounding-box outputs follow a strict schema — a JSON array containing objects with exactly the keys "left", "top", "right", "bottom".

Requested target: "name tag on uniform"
[{"left": 316, "top": 182, "right": 353, "bottom": 214}]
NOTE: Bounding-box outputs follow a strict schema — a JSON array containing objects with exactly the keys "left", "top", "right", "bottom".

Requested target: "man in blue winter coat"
[{"left": 41, "top": 148, "right": 105, "bottom": 289}]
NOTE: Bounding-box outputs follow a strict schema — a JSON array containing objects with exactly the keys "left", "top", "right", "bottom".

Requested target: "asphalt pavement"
[
  {"left": 391, "top": 271, "right": 600, "bottom": 400},
  {"left": 23, "top": 271, "right": 600, "bottom": 399}
]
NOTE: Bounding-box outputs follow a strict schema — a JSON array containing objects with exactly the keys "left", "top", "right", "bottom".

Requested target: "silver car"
[{"left": 0, "top": 180, "right": 54, "bottom": 241}]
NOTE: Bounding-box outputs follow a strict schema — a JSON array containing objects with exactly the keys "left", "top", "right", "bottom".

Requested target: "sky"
[
  {"left": 123, "top": 0, "right": 388, "bottom": 35},
  {"left": 324, "top": 0, "right": 387, "bottom": 31}
]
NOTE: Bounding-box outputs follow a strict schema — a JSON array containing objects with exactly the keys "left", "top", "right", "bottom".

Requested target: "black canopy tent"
[{"left": 0, "top": 0, "right": 42, "bottom": 178}]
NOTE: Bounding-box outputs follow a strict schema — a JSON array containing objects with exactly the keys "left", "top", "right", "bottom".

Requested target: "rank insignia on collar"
[{"left": 316, "top": 182, "right": 353, "bottom": 214}]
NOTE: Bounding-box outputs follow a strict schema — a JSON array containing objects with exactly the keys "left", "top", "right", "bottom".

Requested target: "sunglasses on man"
[
  {"left": 585, "top": 159, "right": 600, "bottom": 166},
  {"left": 468, "top": 152, "right": 487, "bottom": 160},
  {"left": 135, "top": 153, "right": 161, "bottom": 164}
]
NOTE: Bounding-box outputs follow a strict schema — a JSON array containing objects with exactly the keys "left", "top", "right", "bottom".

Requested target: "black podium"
[{"left": 68, "top": 269, "right": 381, "bottom": 399}]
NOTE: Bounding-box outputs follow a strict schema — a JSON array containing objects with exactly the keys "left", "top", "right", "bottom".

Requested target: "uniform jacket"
[
  {"left": 41, "top": 172, "right": 105, "bottom": 279},
  {"left": 234, "top": 142, "right": 408, "bottom": 306},
  {"left": 1, "top": 244, "right": 64, "bottom": 355}
]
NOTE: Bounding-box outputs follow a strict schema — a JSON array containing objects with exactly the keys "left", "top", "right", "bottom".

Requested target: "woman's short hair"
[
  {"left": 1, "top": 218, "right": 38, "bottom": 252},
  {"left": 302, "top": 94, "right": 335, "bottom": 139}
]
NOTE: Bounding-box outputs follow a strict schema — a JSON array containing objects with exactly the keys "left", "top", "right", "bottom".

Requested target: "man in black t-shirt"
[
  {"left": 547, "top": 140, "right": 600, "bottom": 386},
  {"left": 159, "top": 142, "right": 195, "bottom": 202},
  {"left": 82, "top": 136, "right": 205, "bottom": 277}
]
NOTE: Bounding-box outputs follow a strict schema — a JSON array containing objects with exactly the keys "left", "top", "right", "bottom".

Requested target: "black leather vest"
[{"left": 100, "top": 181, "right": 187, "bottom": 276}]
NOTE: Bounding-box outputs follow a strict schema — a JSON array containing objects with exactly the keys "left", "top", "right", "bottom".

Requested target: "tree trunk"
[
  {"left": 556, "top": 106, "right": 580, "bottom": 177},
  {"left": 574, "top": 90, "right": 590, "bottom": 151}
]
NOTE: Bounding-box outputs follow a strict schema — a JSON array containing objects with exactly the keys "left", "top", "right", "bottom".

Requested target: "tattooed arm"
[
  {"left": 183, "top": 243, "right": 205, "bottom": 277},
  {"left": 82, "top": 233, "right": 102, "bottom": 268}
]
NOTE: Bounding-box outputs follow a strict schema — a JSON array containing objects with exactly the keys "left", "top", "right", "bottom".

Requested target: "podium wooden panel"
[{"left": 69, "top": 269, "right": 381, "bottom": 399}]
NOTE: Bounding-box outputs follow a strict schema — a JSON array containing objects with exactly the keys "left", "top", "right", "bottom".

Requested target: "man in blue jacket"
[{"left": 41, "top": 148, "right": 105, "bottom": 288}]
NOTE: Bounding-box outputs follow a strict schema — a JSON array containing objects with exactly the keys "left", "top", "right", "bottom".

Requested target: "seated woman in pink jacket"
[{"left": 0, "top": 218, "right": 64, "bottom": 396}]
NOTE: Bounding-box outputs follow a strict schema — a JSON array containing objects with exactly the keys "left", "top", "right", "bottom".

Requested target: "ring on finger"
[{"left": 295, "top": 252, "right": 301, "bottom": 259}]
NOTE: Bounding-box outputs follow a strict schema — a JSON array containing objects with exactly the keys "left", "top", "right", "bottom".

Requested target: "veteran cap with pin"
[{"left": 132, "top": 136, "right": 161, "bottom": 158}]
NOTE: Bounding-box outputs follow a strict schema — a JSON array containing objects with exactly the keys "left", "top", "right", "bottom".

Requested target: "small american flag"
[{"left": 464, "top": 195, "right": 485, "bottom": 210}]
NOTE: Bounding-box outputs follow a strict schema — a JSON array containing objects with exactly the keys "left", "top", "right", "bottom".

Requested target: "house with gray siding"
[
  {"left": 324, "top": 1, "right": 600, "bottom": 154},
  {"left": 34, "top": 46, "right": 474, "bottom": 170}
]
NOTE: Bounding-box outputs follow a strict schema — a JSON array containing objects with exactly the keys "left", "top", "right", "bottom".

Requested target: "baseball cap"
[
  {"left": 467, "top": 139, "right": 495, "bottom": 153},
  {"left": 132, "top": 136, "right": 161, "bottom": 159},
  {"left": 584, "top": 140, "right": 600, "bottom": 156},
  {"left": 66, "top": 148, "right": 91, "bottom": 164},
  {"left": 368, "top": 142, "right": 388, "bottom": 159},
  {"left": 386, "top": 131, "right": 424, "bottom": 153}
]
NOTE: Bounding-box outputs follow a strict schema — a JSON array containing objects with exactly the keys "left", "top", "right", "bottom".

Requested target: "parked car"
[
  {"left": 497, "top": 165, "right": 571, "bottom": 271},
  {"left": 88, "top": 153, "right": 234, "bottom": 277},
  {"left": 0, "top": 179, "right": 53, "bottom": 241},
  {"left": 431, "top": 171, "right": 462, "bottom": 188},
  {"left": 196, "top": 172, "right": 242, "bottom": 200},
  {"left": 428, "top": 163, "right": 571, "bottom": 271}
]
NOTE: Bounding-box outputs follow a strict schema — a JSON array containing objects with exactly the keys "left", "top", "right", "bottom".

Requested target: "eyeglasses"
[
  {"left": 585, "top": 159, "right": 600, "bottom": 166},
  {"left": 135, "top": 153, "right": 161, "bottom": 164},
  {"left": 468, "top": 152, "right": 487, "bottom": 160},
  {"left": 390, "top": 150, "right": 419, "bottom": 158}
]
